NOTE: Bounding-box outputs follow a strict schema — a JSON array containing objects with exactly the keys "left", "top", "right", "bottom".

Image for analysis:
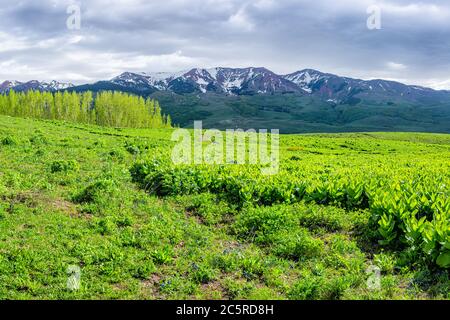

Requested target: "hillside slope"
[
  {"left": 0, "top": 115, "right": 448, "bottom": 299},
  {"left": 67, "top": 67, "right": 450, "bottom": 133},
  {"left": 151, "top": 92, "right": 450, "bottom": 133}
]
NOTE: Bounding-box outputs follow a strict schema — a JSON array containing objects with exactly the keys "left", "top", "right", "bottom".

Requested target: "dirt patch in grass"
[
  {"left": 1, "top": 192, "right": 81, "bottom": 218},
  {"left": 141, "top": 274, "right": 163, "bottom": 299},
  {"left": 185, "top": 208, "right": 205, "bottom": 225},
  {"left": 200, "top": 280, "right": 227, "bottom": 299},
  {"left": 2, "top": 192, "right": 41, "bottom": 208},
  {"left": 51, "top": 198, "right": 79, "bottom": 217}
]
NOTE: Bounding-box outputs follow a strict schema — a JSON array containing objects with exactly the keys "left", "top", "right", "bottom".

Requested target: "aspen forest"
[{"left": 0, "top": 90, "right": 171, "bottom": 128}]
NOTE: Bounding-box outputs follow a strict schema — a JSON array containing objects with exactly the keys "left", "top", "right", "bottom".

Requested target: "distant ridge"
[
  {"left": 2, "top": 67, "right": 449, "bottom": 133},
  {"left": 0, "top": 80, "right": 73, "bottom": 93}
]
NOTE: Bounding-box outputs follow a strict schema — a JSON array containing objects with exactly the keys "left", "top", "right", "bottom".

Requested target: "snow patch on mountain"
[
  {"left": 0, "top": 80, "right": 74, "bottom": 93},
  {"left": 283, "top": 70, "right": 323, "bottom": 93},
  {"left": 98, "top": 67, "right": 450, "bottom": 103}
]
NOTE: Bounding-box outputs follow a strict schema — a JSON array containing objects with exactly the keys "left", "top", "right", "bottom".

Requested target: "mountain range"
[
  {"left": 2, "top": 67, "right": 449, "bottom": 133},
  {"left": 0, "top": 80, "right": 73, "bottom": 93}
]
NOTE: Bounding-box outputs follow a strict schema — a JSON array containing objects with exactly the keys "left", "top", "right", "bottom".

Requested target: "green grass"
[{"left": 0, "top": 115, "right": 448, "bottom": 300}]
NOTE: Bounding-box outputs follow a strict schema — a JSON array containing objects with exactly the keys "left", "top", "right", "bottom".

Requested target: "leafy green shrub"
[
  {"left": 191, "top": 263, "right": 215, "bottom": 284},
  {"left": 374, "top": 252, "right": 397, "bottom": 274},
  {"left": 73, "top": 178, "right": 116, "bottom": 203},
  {"left": 151, "top": 246, "right": 174, "bottom": 265},
  {"left": 117, "top": 227, "right": 141, "bottom": 248},
  {"left": 297, "top": 206, "right": 348, "bottom": 232},
  {"left": 436, "top": 252, "right": 450, "bottom": 268},
  {"left": 129, "top": 156, "right": 449, "bottom": 268},
  {"left": 114, "top": 214, "right": 134, "bottom": 228},
  {"left": 94, "top": 217, "right": 117, "bottom": 235},
  {"left": 289, "top": 273, "right": 353, "bottom": 300},
  {"left": 223, "top": 279, "right": 253, "bottom": 300},
  {"left": 93, "top": 140, "right": 105, "bottom": 147},
  {"left": 0, "top": 204, "right": 5, "bottom": 220},
  {"left": 239, "top": 256, "right": 264, "bottom": 280},
  {"left": 330, "top": 235, "right": 359, "bottom": 255},
  {"left": 233, "top": 205, "right": 297, "bottom": 244},
  {"left": 211, "top": 253, "right": 238, "bottom": 273},
  {"left": 320, "top": 276, "right": 353, "bottom": 300},
  {"left": 133, "top": 259, "right": 156, "bottom": 279},
  {"left": 108, "top": 149, "right": 125, "bottom": 161},
  {"left": 124, "top": 140, "right": 152, "bottom": 155},
  {"left": 1, "top": 136, "right": 17, "bottom": 146},
  {"left": 273, "top": 229, "right": 324, "bottom": 260},
  {"left": 35, "top": 149, "right": 45, "bottom": 157},
  {"left": 234, "top": 205, "right": 324, "bottom": 261},
  {"left": 371, "top": 187, "right": 449, "bottom": 267},
  {"left": 185, "top": 193, "right": 231, "bottom": 225},
  {"left": 50, "top": 160, "right": 79, "bottom": 173},
  {"left": 29, "top": 134, "right": 48, "bottom": 145},
  {"left": 125, "top": 143, "right": 140, "bottom": 155},
  {"left": 288, "top": 275, "right": 322, "bottom": 300}
]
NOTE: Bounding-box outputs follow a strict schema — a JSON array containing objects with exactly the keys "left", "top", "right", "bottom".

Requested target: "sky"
[{"left": 0, "top": 0, "right": 449, "bottom": 89}]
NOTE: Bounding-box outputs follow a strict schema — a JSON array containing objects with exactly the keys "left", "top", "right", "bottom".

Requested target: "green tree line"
[{"left": 0, "top": 90, "right": 171, "bottom": 128}]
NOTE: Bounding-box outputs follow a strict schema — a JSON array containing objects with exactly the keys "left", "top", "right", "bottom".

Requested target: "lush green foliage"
[
  {"left": 0, "top": 90, "right": 171, "bottom": 128},
  {"left": 131, "top": 134, "right": 450, "bottom": 269},
  {"left": 151, "top": 92, "right": 450, "bottom": 134},
  {"left": 0, "top": 115, "right": 448, "bottom": 300}
]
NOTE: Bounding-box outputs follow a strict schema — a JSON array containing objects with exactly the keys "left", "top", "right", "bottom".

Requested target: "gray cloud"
[{"left": 0, "top": 0, "right": 449, "bottom": 89}]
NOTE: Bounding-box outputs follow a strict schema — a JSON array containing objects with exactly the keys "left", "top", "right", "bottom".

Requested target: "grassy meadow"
[{"left": 0, "top": 114, "right": 448, "bottom": 299}]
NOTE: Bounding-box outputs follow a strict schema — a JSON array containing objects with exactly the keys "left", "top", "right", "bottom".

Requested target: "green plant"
[
  {"left": 273, "top": 229, "right": 324, "bottom": 260},
  {"left": 73, "top": 178, "right": 116, "bottom": 203},
  {"left": 191, "top": 264, "right": 215, "bottom": 284},
  {"left": 288, "top": 275, "right": 322, "bottom": 300},
  {"left": 151, "top": 246, "right": 174, "bottom": 265},
  {"left": 374, "top": 252, "right": 396, "bottom": 274},
  {"left": 50, "top": 160, "right": 80, "bottom": 173},
  {"left": 1, "top": 136, "right": 17, "bottom": 146}
]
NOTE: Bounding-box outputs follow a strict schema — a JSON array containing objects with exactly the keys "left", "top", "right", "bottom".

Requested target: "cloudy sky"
[{"left": 1, "top": 0, "right": 449, "bottom": 89}]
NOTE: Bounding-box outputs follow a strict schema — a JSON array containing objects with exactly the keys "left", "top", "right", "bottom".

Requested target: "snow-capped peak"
[
  {"left": 0, "top": 80, "right": 74, "bottom": 93},
  {"left": 45, "top": 80, "right": 74, "bottom": 90},
  {"left": 283, "top": 69, "right": 324, "bottom": 93},
  {"left": 108, "top": 67, "right": 442, "bottom": 99}
]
